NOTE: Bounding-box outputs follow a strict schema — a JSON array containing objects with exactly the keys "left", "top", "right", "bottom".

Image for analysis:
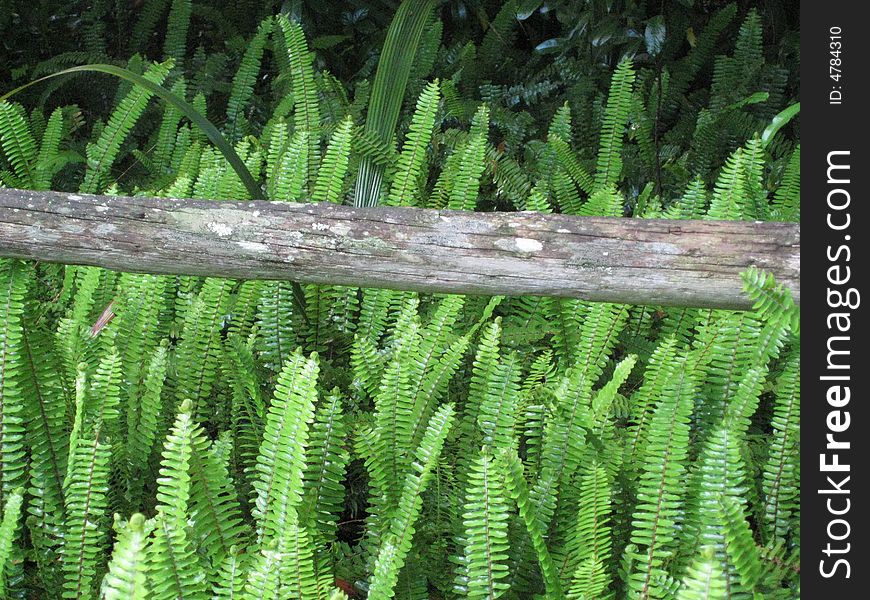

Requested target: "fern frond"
[
  {"left": 770, "top": 144, "right": 800, "bottom": 221},
  {"left": 269, "top": 130, "right": 310, "bottom": 202},
  {"left": 761, "top": 351, "right": 799, "bottom": 544},
  {"left": 0, "top": 260, "right": 30, "bottom": 505},
  {"left": 665, "top": 177, "right": 708, "bottom": 220},
  {"left": 565, "top": 464, "right": 612, "bottom": 599},
  {"left": 242, "top": 538, "right": 284, "bottom": 600},
  {"left": 501, "top": 449, "right": 563, "bottom": 599},
  {"left": 174, "top": 277, "right": 233, "bottom": 415},
  {"left": 0, "top": 488, "right": 23, "bottom": 598},
  {"left": 370, "top": 297, "right": 422, "bottom": 504},
  {"left": 705, "top": 146, "right": 749, "bottom": 221},
  {"left": 579, "top": 186, "right": 624, "bottom": 217},
  {"left": 62, "top": 350, "right": 120, "bottom": 598},
  {"left": 20, "top": 316, "right": 69, "bottom": 544},
  {"left": 226, "top": 17, "right": 273, "bottom": 143},
  {"left": 676, "top": 547, "right": 727, "bottom": 600},
  {"left": 301, "top": 391, "right": 349, "bottom": 546},
  {"left": 741, "top": 267, "right": 800, "bottom": 334},
  {"left": 188, "top": 426, "right": 247, "bottom": 574},
  {"left": 34, "top": 106, "right": 66, "bottom": 189},
  {"left": 594, "top": 60, "right": 636, "bottom": 191},
  {"left": 0, "top": 101, "right": 38, "bottom": 188},
  {"left": 628, "top": 357, "right": 697, "bottom": 600},
  {"left": 212, "top": 547, "right": 248, "bottom": 599},
  {"left": 447, "top": 105, "right": 489, "bottom": 211},
  {"left": 100, "top": 514, "right": 153, "bottom": 600},
  {"left": 163, "top": 0, "right": 192, "bottom": 63},
  {"left": 80, "top": 60, "right": 173, "bottom": 194},
  {"left": 457, "top": 449, "right": 511, "bottom": 600},
  {"left": 718, "top": 496, "right": 762, "bottom": 592},
  {"left": 679, "top": 424, "right": 750, "bottom": 594},
  {"left": 386, "top": 79, "right": 440, "bottom": 207},
  {"left": 252, "top": 350, "right": 319, "bottom": 544},
  {"left": 550, "top": 134, "right": 594, "bottom": 196},
  {"left": 148, "top": 399, "right": 209, "bottom": 600},
  {"left": 367, "top": 403, "right": 455, "bottom": 599},
  {"left": 152, "top": 78, "right": 187, "bottom": 174},
  {"left": 256, "top": 281, "right": 299, "bottom": 371},
  {"left": 312, "top": 116, "right": 354, "bottom": 204},
  {"left": 277, "top": 15, "right": 321, "bottom": 182},
  {"left": 126, "top": 343, "right": 167, "bottom": 507}
]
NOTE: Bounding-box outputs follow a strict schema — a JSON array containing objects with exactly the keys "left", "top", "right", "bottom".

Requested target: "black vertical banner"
[{"left": 802, "top": 1, "right": 868, "bottom": 596}]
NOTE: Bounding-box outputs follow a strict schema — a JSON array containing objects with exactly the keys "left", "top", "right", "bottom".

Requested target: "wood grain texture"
[{"left": 0, "top": 188, "right": 799, "bottom": 309}]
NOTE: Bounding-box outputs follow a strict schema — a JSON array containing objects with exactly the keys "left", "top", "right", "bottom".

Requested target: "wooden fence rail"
[{"left": 0, "top": 188, "right": 799, "bottom": 310}]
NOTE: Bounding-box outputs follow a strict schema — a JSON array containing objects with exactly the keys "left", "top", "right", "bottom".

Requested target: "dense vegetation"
[{"left": 0, "top": 1, "right": 799, "bottom": 598}]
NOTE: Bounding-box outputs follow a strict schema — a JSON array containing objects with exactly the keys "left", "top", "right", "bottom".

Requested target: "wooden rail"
[{"left": 0, "top": 188, "right": 799, "bottom": 310}]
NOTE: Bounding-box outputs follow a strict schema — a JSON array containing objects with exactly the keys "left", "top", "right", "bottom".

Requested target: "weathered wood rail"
[{"left": 0, "top": 188, "right": 799, "bottom": 310}]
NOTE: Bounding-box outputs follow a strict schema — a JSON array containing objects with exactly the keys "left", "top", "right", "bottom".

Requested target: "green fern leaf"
[
  {"left": 594, "top": 60, "right": 636, "bottom": 191},
  {"left": 628, "top": 357, "right": 697, "bottom": 600},
  {"left": 457, "top": 449, "right": 511, "bottom": 600},
  {"left": 0, "top": 488, "right": 23, "bottom": 598},
  {"left": 277, "top": 15, "right": 321, "bottom": 183},
  {"left": 301, "top": 391, "right": 349, "bottom": 546},
  {"left": 147, "top": 399, "right": 209, "bottom": 600},
  {"left": 0, "top": 101, "right": 38, "bottom": 188},
  {"left": 0, "top": 261, "right": 29, "bottom": 505},
  {"left": 252, "top": 350, "right": 319, "bottom": 544},
  {"left": 368, "top": 403, "right": 455, "bottom": 599},
  {"left": 312, "top": 116, "right": 355, "bottom": 203},
  {"left": 101, "top": 514, "right": 153, "bottom": 600},
  {"left": 226, "top": 17, "right": 274, "bottom": 142},
  {"left": 447, "top": 105, "right": 490, "bottom": 211},
  {"left": 676, "top": 547, "right": 727, "bottom": 600},
  {"left": 80, "top": 60, "right": 173, "bottom": 194},
  {"left": 386, "top": 80, "right": 440, "bottom": 207},
  {"left": 163, "top": 0, "right": 192, "bottom": 63}
]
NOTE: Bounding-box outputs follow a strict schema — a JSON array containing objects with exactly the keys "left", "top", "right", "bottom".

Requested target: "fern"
[
  {"left": 19, "top": 310, "right": 69, "bottom": 552},
  {"left": 269, "top": 130, "right": 310, "bottom": 202},
  {"left": 62, "top": 348, "right": 122, "bottom": 600},
  {"left": 501, "top": 449, "right": 564, "bottom": 599},
  {"left": 447, "top": 105, "right": 490, "bottom": 211},
  {"left": 386, "top": 80, "right": 440, "bottom": 207},
  {"left": 301, "top": 391, "right": 349, "bottom": 546},
  {"left": 100, "top": 514, "right": 153, "bottom": 600},
  {"left": 125, "top": 343, "right": 166, "bottom": 507},
  {"left": 226, "top": 17, "right": 273, "bottom": 143},
  {"left": 163, "top": 0, "right": 192, "bottom": 64},
  {"left": 312, "top": 115, "right": 354, "bottom": 204},
  {"left": 456, "top": 449, "right": 511, "bottom": 600},
  {"left": 0, "top": 101, "right": 39, "bottom": 188},
  {"left": 0, "top": 260, "right": 28, "bottom": 504},
  {"left": 741, "top": 267, "right": 800, "bottom": 335},
  {"left": 174, "top": 277, "right": 233, "bottom": 416},
  {"left": 628, "top": 356, "right": 697, "bottom": 600},
  {"left": 0, "top": 488, "right": 23, "bottom": 597},
  {"left": 760, "top": 351, "right": 800, "bottom": 544},
  {"left": 148, "top": 399, "right": 209, "bottom": 600},
  {"left": 676, "top": 547, "right": 728, "bottom": 600},
  {"left": 594, "top": 61, "right": 636, "bottom": 191},
  {"left": 367, "top": 403, "right": 455, "bottom": 599},
  {"left": 188, "top": 427, "right": 247, "bottom": 575},
  {"left": 80, "top": 60, "right": 173, "bottom": 194},
  {"left": 252, "top": 350, "right": 319, "bottom": 544},
  {"left": 565, "top": 464, "right": 613, "bottom": 599},
  {"left": 770, "top": 144, "right": 800, "bottom": 221},
  {"left": 277, "top": 15, "right": 321, "bottom": 184}
]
